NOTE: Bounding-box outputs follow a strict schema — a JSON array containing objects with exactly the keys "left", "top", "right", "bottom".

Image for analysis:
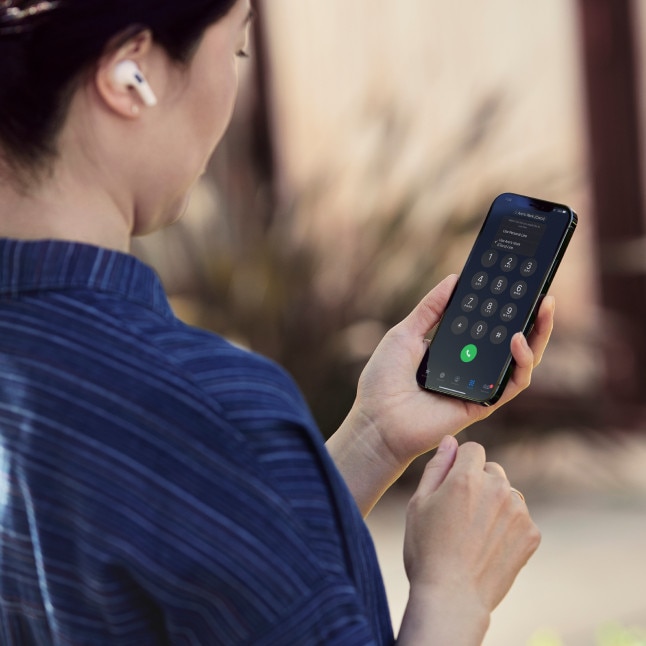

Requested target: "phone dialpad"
[{"left": 451, "top": 250, "right": 537, "bottom": 346}]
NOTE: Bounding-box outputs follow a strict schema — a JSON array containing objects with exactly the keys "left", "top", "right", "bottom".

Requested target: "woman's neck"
[{"left": 0, "top": 166, "right": 133, "bottom": 252}]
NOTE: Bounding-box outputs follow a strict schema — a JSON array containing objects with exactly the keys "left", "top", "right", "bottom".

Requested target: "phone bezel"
[{"left": 416, "top": 192, "right": 577, "bottom": 406}]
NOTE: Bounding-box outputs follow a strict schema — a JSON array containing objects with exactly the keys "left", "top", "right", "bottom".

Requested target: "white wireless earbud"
[{"left": 113, "top": 60, "right": 158, "bottom": 108}]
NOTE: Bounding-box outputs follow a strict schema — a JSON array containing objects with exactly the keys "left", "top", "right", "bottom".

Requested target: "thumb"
[
  {"left": 403, "top": 274, "right": 458, "bottom": 338},
  {"left": 416, "top": 435, "right": 458, "bottom": 496}
]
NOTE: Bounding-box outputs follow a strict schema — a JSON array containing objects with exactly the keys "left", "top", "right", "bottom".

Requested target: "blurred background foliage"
[
  {"left": 529, "top": 623, "right": 646, "bottom": 646},
  {"left": 133, "top": 0, "right": 614, "bottom": 441}
]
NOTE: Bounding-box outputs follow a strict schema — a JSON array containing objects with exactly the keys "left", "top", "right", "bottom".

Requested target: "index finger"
[{"left": 448, "top": 441, "right": 487, "bottom": 475}]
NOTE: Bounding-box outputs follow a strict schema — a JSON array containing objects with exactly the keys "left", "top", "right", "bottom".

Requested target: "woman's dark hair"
[{"left": 0, "top": 0, "right": 238, "bottom": 179}]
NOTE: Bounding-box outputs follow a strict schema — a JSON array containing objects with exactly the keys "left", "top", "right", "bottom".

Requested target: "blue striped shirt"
[{"left": 0, "top": 239, "right": 393, "bottom": 645}]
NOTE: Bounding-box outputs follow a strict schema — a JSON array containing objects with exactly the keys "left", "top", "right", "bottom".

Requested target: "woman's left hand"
[{"left": 327, "top": 274, "right": 555, "bottom": 516}]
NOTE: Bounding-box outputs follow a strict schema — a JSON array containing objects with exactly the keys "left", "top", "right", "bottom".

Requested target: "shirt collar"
[{"left": 0, "top": 238, "right": 172, "bottom": 318}]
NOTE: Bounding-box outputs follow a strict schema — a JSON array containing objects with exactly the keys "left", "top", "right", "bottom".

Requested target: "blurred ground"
[{"left": 366, "top": 431, "right": 646, "bottom": 645}]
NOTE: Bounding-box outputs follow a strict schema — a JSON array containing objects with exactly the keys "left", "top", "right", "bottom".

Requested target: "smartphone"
[{"left": 416, "top": 192, "right": 577, "bottom": 406}]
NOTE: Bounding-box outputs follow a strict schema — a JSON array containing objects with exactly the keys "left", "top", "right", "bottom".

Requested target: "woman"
[{"left": 0, "top": 0, "right": 551, "bottom": 643}]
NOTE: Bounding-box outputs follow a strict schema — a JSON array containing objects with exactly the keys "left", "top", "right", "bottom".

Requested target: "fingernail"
[
  {"left": 437, "top": 435, "right": 453, "bottom": 454},
  {"left": 514, "top": 332, "right": 528, "bottom": 347}
]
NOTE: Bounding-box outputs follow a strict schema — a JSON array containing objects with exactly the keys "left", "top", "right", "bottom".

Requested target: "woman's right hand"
[{"left": 397, "top": 436, "right": 541, "bottom": 645}]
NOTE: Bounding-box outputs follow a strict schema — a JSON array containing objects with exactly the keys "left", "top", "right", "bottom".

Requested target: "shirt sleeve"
[{"left": 66, "top": 369, "right": 385, "bottom": 646}]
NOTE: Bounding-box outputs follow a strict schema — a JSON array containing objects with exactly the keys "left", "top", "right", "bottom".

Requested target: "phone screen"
[{"left": 416, "top": 193, "right": 577, "bottom": 405}]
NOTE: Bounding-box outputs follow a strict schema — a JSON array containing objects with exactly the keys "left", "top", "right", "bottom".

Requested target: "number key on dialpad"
[
  {"left": 510, "top": 281, "right": 527, "bottom": 299},
  {"left": 480, "top": 298, "right": 498, "bottom": 317},
  {"left": 461, "top": 294, "right": 478, "bottom": 313},
  {"left": 481, "top": 250, "right": 498, "bottom": 267},
  {"left": 471, "top": 272, "right": 488, "bottom": 290},
  {"left": 451, "top": 316, "right": 469, "bottom": 335},
  {"left": 490, "top": 326, "right": 508, "bottom": 344},
  {"left": 501, "top": 255, "right": 518, "bottom": 272},
  {"left": 520, "top": 259, "right": 538, "bottom": 277},
  {"left": 490, "top": 276, "right": 507, "bottom": 295},
  {"left": 471, "top": 321, "right": 488, "bottom": 340},
  {"left": 500, "top": 303, "right": 517, "bottom": 322}
]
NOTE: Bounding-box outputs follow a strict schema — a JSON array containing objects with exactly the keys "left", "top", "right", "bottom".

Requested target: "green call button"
[{"left": 460, "top": 344, "right": 478, "bottom": 363}]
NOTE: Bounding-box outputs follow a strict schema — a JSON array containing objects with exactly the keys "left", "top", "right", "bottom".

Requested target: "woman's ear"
[{"left": 95, "top": 30, "right": 157, "bottom": 119}]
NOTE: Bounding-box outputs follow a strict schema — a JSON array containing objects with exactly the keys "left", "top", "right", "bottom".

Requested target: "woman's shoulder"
[{"left": 147, "top": 320, "right": 315, "bottom": 429}]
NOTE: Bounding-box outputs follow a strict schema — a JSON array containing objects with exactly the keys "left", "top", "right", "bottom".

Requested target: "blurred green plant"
[
  {"left": 528, "top": 629, "right": 565, "bottom": 646},
  {"left": 596, "top": 622, "right": 646, "bottom": 646},
  {"left": 528, "top": 623, "right": 646, "bottom": 646}
]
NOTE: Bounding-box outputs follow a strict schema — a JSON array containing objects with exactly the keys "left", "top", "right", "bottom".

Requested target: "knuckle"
[
  {"left": 491, "top": 478, "right": 511, "bottom": 505},
  {"left": 406, "top": 490, "right": 427, "bottom": 517},
  {"left": 516, "top": 369, "right": 532, "bottom": 390},
  {"left": 525, "top": 523, "right": 542, "bottom": 553},
  {"left": 451, "top": 470, "right": 478, "bottom": 494},
  {"left": 461, "top": 441, "right": 486, "bottom": 461},
  {"left": 406, "top": 492, "right": 422, "bottom": 514},
  {"left": 442, "top": 472, "right": 476, "bottom": 505},
  {"left": 485, "top": 460, "right": 507, "bottom": 478},
  {"left": 513, "top": 509, "right": 541, "bottom": 546},
  {"left": 529, "top": 521, "right": 542, "bottom": 544}
]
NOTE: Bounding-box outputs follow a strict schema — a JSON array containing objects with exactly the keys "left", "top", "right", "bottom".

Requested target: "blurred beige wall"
[
  {"left": 262, "top": 2, "right": 591, "bottom": 277},
  {"left": 264, "top": 1, "right": 584, "bottom": 198},
  {"left": 259, "top": 0, "right": 597, "bottom": 389}
]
